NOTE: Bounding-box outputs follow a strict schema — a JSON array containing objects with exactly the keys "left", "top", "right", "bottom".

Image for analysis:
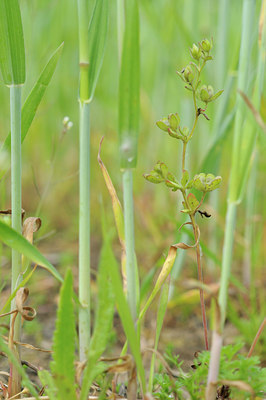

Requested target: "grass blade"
[
  {"left": 2, "top": 43, "right": 64, "bottom": 153},
  {"left": 119, "top": 0, "right": 140, "bottom": 169},
  {"left": 102, "top": 219, "right": 146, "bottom": 394},
  {"left": 0, "top": 220, "right": 62, "bottom": 282},
  {"left": 80, "top": 228, "right": 115, "bottom": 400},
  {"left": 148, "top": 279, "right": 169, "bottom": 392},
  {"left": 87, "top": 0, "right": 108, "bottom": 102},
  {"left": 0, "top": 0, "right": 25, "bottom": 85},
  {"left": 51, "top": 269, "right": 76, "bottom": 400}
]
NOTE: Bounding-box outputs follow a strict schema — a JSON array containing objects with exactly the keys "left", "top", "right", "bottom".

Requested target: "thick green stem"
[
  {"left": 218, "top": 202, "right": 237, "bottom": 327},
  {"left": 78, "top": 101, "right": 91, "bottom": 361},
  {"left": 122, "top": 169, "right": 137, "bottom": 324},
  {"left": 10, "top": 85, "right": 22, "bottom": 397},
  {"left": 77, "top": 0, "right": 91, "bottom": 362}
]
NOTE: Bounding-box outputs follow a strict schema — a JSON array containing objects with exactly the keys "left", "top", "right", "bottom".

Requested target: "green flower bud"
[
  {"left": 193, "top": 173, "right": 222, "bottom": 192},
  {"left": 199, "top": 85, "right": 214, "bottom": 102},
  {"left": 168, "top": 113, "right": 180, "bottom": 132},
  {"left": 183, "top": 65, "right": 194, "bottom": 83},
  {"left": 156, "top": 118, "right": 170, "bottom": 132},
  {"left": 201, "top": 39, "right": 212, "bottom": 53},
  {"left": 179, "top": 126, "right": 189, "bottom": 136},
  {"left": 190, "top": 44, "right": 202, "bottom": 60}
]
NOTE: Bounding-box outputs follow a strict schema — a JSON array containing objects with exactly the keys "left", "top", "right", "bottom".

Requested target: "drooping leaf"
[
  {"left": 2, "top": 43, "right": 64, "bottom": 153},
  {"left": 118, "top": 0, "right": 140, "bottom": 168},
  {"left": 51, "top": 269, "right": 76, "bottom": 400},
  {"left": 86, "top": 0, "right": 108, "bottom": 102},
  {"left": 0, "top": 220, "right": 62, "bottom": 282},
  {"left": 0, "top": 0, "right": 25, "bottom": 85}
]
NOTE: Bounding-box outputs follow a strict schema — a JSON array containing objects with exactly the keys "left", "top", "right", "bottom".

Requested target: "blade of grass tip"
[
  {"left": 148, "top": 278, "right": 169, "bottom": 392},
  {"left": 1, "top": 43, "right": 64, "bottom": 154},
  {"left": 77, "top": 0, "right": 108, "bottom": 362},
  {"left": 0, "top": 0, "right": 25, "bottom": 85},
  {"left": 0, "top": 220, "right": 62, "bottom": 282},
  {"left": 118, "top": 0, "right": 140, "bottom": 326},
  {"left": 51, "top": 270, "right": 76, "bottom": 400}
]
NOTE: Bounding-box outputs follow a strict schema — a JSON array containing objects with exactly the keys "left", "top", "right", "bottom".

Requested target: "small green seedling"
[{"left": 144, "top": 38, "right": 223, "bottom": 351}]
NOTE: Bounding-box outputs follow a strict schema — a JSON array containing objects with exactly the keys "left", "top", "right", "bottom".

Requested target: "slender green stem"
[
  {"left": 181, "top": 190, "right": 209, "bottom": 350},
  {"left": 122, "top": 169, "right": 137, "bottom": 324},
  {"left": 182, "top": 142, "right": 187, "bottom": 171},
  {"left": 10, "top": 85, "right": 22, "bottom": 397},
  {"left": 77, "top": 0, "right": 91, "bottom": 362},
  {"left": 78, "top": 101, "right": 91, "bottom": 361},
  {"left": 218, "top": 202, "right": 237, "bottom": 327},
  {"left": 10, "top": 85, "right": 22, "bottom": 334},
  {"left": 190, "top": 213, "right": 209, "bottom": 350}
]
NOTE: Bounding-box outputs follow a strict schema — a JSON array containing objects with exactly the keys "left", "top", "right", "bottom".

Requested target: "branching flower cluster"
[{"left": 144, "top": 38, "right": 223, "bottom": 220}]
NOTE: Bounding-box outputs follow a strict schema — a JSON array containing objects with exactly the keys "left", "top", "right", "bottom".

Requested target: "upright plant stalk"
[
  {"left": 122, "top": 169, "right": 137, "bottom": 322},
  {"left": 145, "top": 39, "right": 223, "bottom": 352},
  {"left": 10, "top": 86, "right": 22, "bottom": 341},
  {"left": 0, "top": 0, "right": 26, "bottom": 395},
  {"left": 77, "top": 0, "right": 91, "bottom": 362},
  {"left": 77, "top": 0, "right": 108, "bottom": 361},
  {"left": 207, "top": 1, "right": 260, "bottom": 397},
  {"left": 208, "top": 0, "right": 229, "bottom": 272},
  {"left": 218, "top": 0, "right": 256, "bottom": 327},
  {"left": 118, "top": 0, "right": 140, "bottom": 327}
]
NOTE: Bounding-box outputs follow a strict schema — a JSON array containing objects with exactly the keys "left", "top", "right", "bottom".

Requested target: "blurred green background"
[{"left": 0, "top": 0, "right": 265, "bottom": 355}]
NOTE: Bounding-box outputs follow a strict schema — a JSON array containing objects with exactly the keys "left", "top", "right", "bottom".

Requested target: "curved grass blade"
[
  {"left": 0, "top": 220, "right": 62, "bottom": 282},
  {"left": 0, "top": 0, "right": 25, "bottom": 85},
  {"left": 87, "top": 0, "right": 108, "bottom": 102},
  {"left": 51, "top": 269, "right": 76, "bottom": 400},
  {"left": 119, "top": 0, "right": 140, "bottom": 168},
  {"left": 2, "top": 43, "right": 64, "bottom": 153}
]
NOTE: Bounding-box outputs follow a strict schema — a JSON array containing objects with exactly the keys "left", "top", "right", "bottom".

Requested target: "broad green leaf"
[
  {"left": 86, "top": 0, "right": 108, "bottom": 102},
  {"left": 119, "top": 0, "right": 140, "bottom": 168},
  {"left": 51, "top": 270, "right": 76, "bottom": 400},
  {"left": 0, "top": 220, "right": 62, "bottom": 282},
  {"left": 0, "top": 0, "right": 25, "bottom": 85},
  {"left": 0, "top": 336, "right": 38, "bottom": 398},
  {"left": 2, "top": 43, "right": 64, "bottom": 153},
  {"left": 80, "top": 237, "right": 115, "bottom": 400},
  {"left": 106, "top": 232, "right": 146, "bottom": 393}
]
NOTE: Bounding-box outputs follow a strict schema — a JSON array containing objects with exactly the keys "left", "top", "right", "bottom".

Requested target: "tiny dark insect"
[{"left": 198, "top": 210, "right": 211, "bottom": 218}]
